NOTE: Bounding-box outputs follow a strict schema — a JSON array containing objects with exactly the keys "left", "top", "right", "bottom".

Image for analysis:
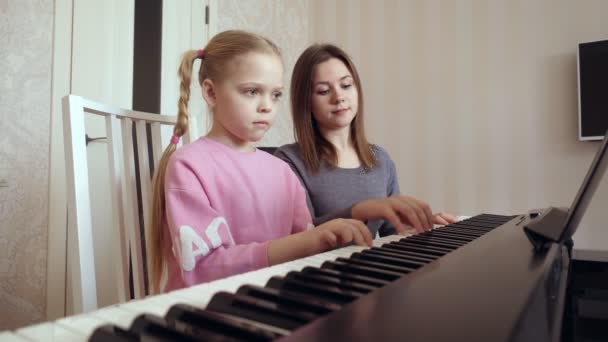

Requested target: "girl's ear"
[{"left": 202, "top": 79, "right": 217, "bottom": 109}]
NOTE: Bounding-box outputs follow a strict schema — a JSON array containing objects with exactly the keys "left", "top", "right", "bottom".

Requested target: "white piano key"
[
  {"left": 118, "top": 294, "right": 182, "bottom": 318},
  {"left": 15, "top": 322, "right": 85, "bottom": 342},
  {"left": 88, "top": 305, "right": 140, "bottom": 329},
  {"left": 0, "top": 332, "right": 32, "bottom": 342},
  {"left": 55, "top": 313, "right": 108, "bottom": 339},
  {"left": 228, "top": 269, "right": 274, "bottom": 288},
  {"left": 168, "top": 281, "right": 232, "bottom": 308}
]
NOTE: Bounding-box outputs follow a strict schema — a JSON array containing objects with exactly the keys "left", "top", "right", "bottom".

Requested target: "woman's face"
[{"left": 310, "top": 58, "right": 358, "bottom": 132}]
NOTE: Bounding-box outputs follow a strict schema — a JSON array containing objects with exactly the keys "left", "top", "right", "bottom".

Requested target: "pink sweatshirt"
[{"left": 163, "top": 137, "right": 312, "bottom": 291}]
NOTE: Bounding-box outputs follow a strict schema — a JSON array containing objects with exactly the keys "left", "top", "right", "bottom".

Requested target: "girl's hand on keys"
[{"left": 312, "top": 218, "right": 372, "bottom": 251}]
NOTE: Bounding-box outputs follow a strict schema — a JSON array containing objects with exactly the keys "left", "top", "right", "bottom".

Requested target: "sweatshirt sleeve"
[{"left": 165, "top": 158, "right": 270, "bottom": 285}]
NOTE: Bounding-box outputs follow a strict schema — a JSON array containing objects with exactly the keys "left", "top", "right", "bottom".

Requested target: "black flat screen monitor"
[{"left": 578, "top": 39, "right": 608, "bottom": 141}]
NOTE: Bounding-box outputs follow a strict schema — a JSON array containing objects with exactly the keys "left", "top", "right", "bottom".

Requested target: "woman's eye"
[
  {"left": 245, "top": 89, "right": 259, "bottom": 96},
  {"left": 342, "top": 83, "right": 353, "bottom": 89},
  {"left": 272, "top": 91, "right": 283, "bottom": 100},
  {"left": 316, "top": 89, "right": 329, "bottom": 95}
]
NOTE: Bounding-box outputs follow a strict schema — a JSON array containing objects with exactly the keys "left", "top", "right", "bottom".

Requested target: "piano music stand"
[{"left": 524, "top": 129, "right": 608, "bottom": 252}]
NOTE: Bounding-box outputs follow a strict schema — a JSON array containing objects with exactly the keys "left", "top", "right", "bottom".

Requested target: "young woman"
[{"left": 276, "top": 43, "right": 457, "bottom": 239}]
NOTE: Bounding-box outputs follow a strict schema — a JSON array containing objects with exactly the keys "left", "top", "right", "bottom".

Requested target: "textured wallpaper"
[
  {"left": 217, "top": 0, "right": 312, "bottom": 148},
  {"left": 0, "top": 0, "right": 53, "bottom": 330}
]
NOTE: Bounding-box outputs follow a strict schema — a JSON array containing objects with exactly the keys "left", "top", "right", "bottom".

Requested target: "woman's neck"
[
  {"left": 321, "top": 127, "right": 360, "bottom": 168},
  {"left": 321, "top": 126, "right": 352, "bottom": 151},
  {"left": 206, "top": 124, "right": 255, "bottom": 152}
]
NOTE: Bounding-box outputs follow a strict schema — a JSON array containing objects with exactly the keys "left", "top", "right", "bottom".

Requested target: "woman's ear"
[{"left": 202, "top": 79, "right": 216, "bottom": 109}]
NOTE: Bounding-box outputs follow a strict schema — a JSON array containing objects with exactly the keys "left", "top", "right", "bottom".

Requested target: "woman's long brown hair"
[
  {"left": 290, "top": 43, "right": 375, "bottom": 173},
  {"left": 149, "top": 30, "right": 281, "bottom": 293}
]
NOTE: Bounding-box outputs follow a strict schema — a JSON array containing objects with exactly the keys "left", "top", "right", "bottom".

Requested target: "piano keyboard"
[{"left": 5, "top": 214, "right": 513, "bottom": 341}]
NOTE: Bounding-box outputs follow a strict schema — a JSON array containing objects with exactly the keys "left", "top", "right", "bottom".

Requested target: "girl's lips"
[{"left": 253, "top": 121, "right": 269, "bottom": 126}]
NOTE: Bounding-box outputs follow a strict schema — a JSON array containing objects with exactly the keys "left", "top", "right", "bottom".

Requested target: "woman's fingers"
[
  {"left": 382, "top": 208, "right": 408, "bottom": 234},
  {"left": 400, "top": 197, "right": 434, "bottom": 231},
  {"left": 433, "top": 214, "right": 450, "bottom": 225},
  {"left": 438, "top": 212, "right": 459, "bottom": 224},
  {"left": 419, "top": 200, "right": 434, "bottom": 229},
  {"left": 394, "top": 203, "right": 425, "bottom": 233}
]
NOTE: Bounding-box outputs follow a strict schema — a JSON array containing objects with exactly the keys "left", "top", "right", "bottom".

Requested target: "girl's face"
[
  {"left": 204, "top": 52, "right": 284, "bottom": 149},
  {"left": 310, "top": 58, "right": 359, "bottom": 133}
]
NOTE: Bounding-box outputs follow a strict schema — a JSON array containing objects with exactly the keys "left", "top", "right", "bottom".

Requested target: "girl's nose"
[{"left": 258, "top": 96, "right": 272, "bottom": 113}]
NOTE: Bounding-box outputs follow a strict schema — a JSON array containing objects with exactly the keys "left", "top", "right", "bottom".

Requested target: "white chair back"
[{"left": 62, "top": 94, "right": 183, "bottom": 313}]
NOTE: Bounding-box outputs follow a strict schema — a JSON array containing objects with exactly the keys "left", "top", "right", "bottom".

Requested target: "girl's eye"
[
  {"left": 272, "top": 91, "right": 283, "bottom": 100},
  {"left": 342, "top": 83, "right": 353, "bottom": 89},
  {"left": 316, "top": 89, "right": 329, "bottom": 96},
  {"left": 245, "top": 89, "right": 259, "bottom": 96}
]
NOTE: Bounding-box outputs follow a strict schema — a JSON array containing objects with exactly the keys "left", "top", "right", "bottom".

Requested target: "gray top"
[{"left": 274, "top": 143, "right": 400, "bottom": 238}]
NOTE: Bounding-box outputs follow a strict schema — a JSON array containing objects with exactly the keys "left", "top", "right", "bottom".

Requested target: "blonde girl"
[{"left": 149, "top": 31, "right": 372, "bottom": 293}]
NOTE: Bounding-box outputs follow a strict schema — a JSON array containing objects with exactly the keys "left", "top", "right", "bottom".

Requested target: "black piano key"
[
  {"left": 408, "top": 232, "right": 469, "bottom": 243},
  {"left": 470, "top": 213, "right": 514, "bottom": 222},
  {"left": 472, "top": 214, "right": 515, "bottom": 222},
  {"left": 371, "top": 246, "right": 438, "bottom": 262},
  {"left": 425, "top": 230, "right": 477, "bottom": 242},
  {"left": 449, "top": 222, "right": 496, "bottom": 230},
  {"left": 385, "top": 241, "right": 448, "bottom": 257},
  {"left": 129, "top": 313, "right": 202, "bottom": 341},
  {"left": 396, "top": 237, "right": 456, "bottom": 251},
  {"left": 405, "top": 236, "right": 466, "bottom": 249},
  {"left": 423, "top": 230, "right": 473, "bottom": 240},
  {"left": 394, "top": 240, "right": 453, "bottom": 254},
  {"left": 283, "top": 270, "right": 375, "bottom": 294},
  {"left": 334, "top": 257, "right": 415, "bottom": 274},
  {"left": 460, "top": 219, "right": 504, "bottom": 227},
  {"left": 438, "top": 228, "right": 487, "bottom": 238},
  {"left": 446, "top": 223, "right": 491, "bottom": 230},
  {"left": 266, "top": 275, "right": 360, "bottom": 304},
  {"left": 300, "top": 266, "right": 391, "bottom": 288},
  {"left": 89, "top": 325, "right": 138, "bottom": 342},
  {"left": 350, "top": 251, "right": 426, "bottom": 270},
  {"left": 364, "top": 247, "right": 437, "bottom": 263},
  {"left": 165, "top": 303, "right": 281, "bottom": 341},
  {"left": 236, "top": 284, "right": 340, "bottom": 314},
  {"left": 420, "top": 234, "right": 475, "bottom": 245},
  {"left": 442, "top": 223, "right": 489, "bottom": 231},
  {"left": 206, "top": 291, "right": 315, "bottom": 331}
]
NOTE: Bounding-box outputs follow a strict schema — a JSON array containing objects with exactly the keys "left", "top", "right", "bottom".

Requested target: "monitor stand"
[{"left": 523, "top": 207, "right": 569, "bottom": 252}]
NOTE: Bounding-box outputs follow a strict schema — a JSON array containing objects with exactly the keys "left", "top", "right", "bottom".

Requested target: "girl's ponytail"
[{"left": 149, "top": 50, "right": 197, "bottom": 294}]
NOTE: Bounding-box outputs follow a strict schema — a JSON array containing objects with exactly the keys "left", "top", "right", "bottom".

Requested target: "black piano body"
[{"left": 283, "top": 214, "right": 569, "bottom": 342}]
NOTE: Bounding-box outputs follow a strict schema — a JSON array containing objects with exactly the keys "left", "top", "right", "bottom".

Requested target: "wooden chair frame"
[{"left": 62, "top": 94, "right": 182, "bottom": 313}]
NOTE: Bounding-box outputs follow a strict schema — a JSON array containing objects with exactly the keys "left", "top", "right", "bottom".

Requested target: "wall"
[
  {"left": 217, "top": 0, "right": 313, "bottom": 147},
  {"left": 311, "top": 0, "right": 608, "bottom": 253},
  {"left": 0, "top": 0, "right": 53, "bottom": 330}
]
